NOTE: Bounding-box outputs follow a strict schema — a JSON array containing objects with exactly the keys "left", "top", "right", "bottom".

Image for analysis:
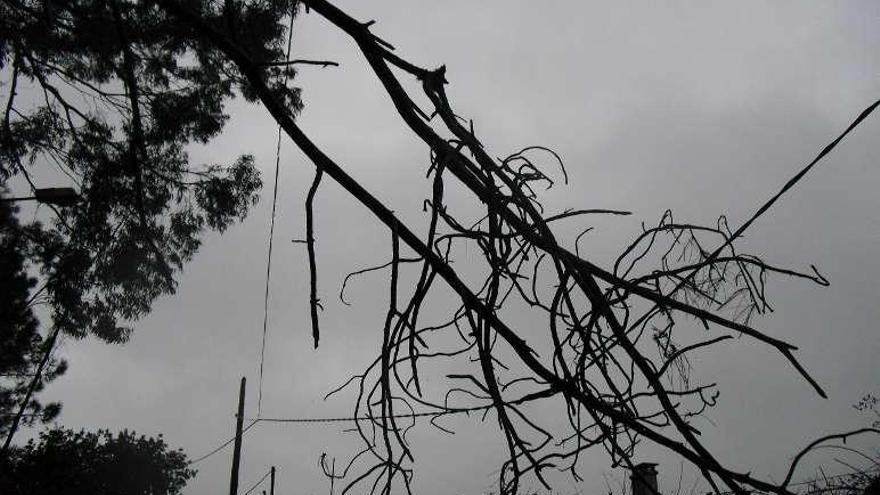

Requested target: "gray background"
[{"left": 28, "top": 1, "right": 880, "bottom": 494}]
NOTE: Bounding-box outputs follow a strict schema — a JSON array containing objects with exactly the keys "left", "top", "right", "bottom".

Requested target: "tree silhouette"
[
  {"left": 3, "top": 1, "right": 878, "bottom": 494},
  {"left": 3, "top": 427, "right": 195, "bottom": 494},
  {"left": 0, "top": 197, "right": 65, "bottom": 437},
  {"left": 0, "top": 0, "right": 302, "bottom": 443}
]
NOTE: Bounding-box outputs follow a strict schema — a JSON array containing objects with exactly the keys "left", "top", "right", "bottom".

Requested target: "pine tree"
[
  {"left": 0, "top": 198, "right": 64, "bottom": 437},
  {"left": 0, "top": 0, "right": 302, "bottom": 436}
]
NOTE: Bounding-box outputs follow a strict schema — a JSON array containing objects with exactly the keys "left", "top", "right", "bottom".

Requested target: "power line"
[
  {"left": 257, "top": 1, "right": 297, "bottom": 418},
  {"left": 251, "top": 388, "right": 560, "bottom": 425},
  {"left": 187, "top": 406, "right": 494, "bottom": 466},
  {"left": 184, "top": 408, "right": 488, "bottom": 468},
  {"left": 250, "top": 403, "right": 499, "bottom": 424},
  {"left": 251, "top": 389, "right": 565, "bottom": 425},
  {"left": 187, "top": 409, "right": 876, "bottom": 495},
  {"left": 242, "top": 468, "right": 273, "bottom": 495},
  {"left": 188, "top": 419, "right": 259, "bottom": 466}
]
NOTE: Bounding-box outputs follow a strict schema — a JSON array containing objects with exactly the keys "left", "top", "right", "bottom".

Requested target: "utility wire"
[
  {"left": 187, "top": 411, "right": 876, "bottom": 495},
  {"left": 242, "top": 468, "right": 273, "bottom": 495},
  {"left": 185, "top": 407, "right": 488, "bottom": 467},
  {"left": 188, "top": 419, "right": 259, "bottom": 466},
  {"left": 187, "top": 404, "right": 503, "bottom": 466},
  {"left": 258, "top": 5, "right": 297, "bottom": 418},
  {"left": 251, "top": 388, "right": 562, "bottom": 424},
  {"left": 250, "top": 403, "right": 509, "bottom": 424}
]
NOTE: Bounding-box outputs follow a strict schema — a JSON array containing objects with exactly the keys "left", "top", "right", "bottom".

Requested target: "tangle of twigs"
[{"left": 153, "top": 1, "right": 880, "bottom": 494}]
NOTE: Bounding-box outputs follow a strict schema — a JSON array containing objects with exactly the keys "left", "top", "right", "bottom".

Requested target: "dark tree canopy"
[
  {"left": 0, "top": 197, "right": 65, "bottom": 437},
  {"left": 0, "top": 0, "right": 304, "bottom": 342},
  {"left": 2, "top": 427, "right": 195, "bottom": 494},
  {"left": 0, "top": 0, "right": 303, "bottom": 435}
]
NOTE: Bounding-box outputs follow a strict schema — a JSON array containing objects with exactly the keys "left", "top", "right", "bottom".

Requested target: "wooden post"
[
  {"left": 229, "top": 377, "right": 246, "bottom": 495},
  {"left": 270, "top": 466, "right": 276, "bottom": 495}
]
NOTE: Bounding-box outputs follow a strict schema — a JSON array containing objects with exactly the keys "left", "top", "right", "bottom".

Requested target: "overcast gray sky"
[{"left": 29, "top": 1, "right": 880, "bottom": 494}]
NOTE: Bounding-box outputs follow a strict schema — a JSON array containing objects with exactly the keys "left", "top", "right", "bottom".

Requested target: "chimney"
[{"left": 631, "top": 463, "right": 659, "bottom": 495}]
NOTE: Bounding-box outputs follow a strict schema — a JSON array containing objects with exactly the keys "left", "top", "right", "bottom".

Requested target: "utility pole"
[
  {"left": 270, "top": 466, "right": 276, "bottom": 495},
  {"left": 229, "top": 377, "right": 246, "bottom": 495}
]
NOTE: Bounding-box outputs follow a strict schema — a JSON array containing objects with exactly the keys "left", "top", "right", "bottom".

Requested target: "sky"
[{"left": 19, "top": 1, "right": 880, "bottom": 494}]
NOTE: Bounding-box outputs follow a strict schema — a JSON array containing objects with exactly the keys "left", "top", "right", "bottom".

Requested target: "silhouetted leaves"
[
  {"left": 0, "top": 197, "right": 65, "bottom": 437},
  {"left": 4, "top": 428, "right": 196, "bottom": 495},
  {"left": 0, "top": 0, "right": 302, "bottom": 435}
]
